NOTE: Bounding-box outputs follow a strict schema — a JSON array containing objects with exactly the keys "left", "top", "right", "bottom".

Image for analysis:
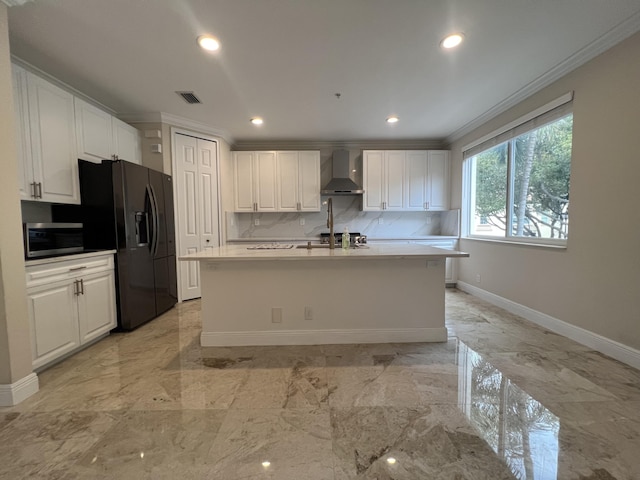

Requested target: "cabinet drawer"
[{"left": 26, "top": 254, "right": 114, "bottom": 288}]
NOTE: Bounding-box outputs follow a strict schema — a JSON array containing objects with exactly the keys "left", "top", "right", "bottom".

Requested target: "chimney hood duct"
[{"left": 321, "top": 150, "right": 364, "bottom": 195}]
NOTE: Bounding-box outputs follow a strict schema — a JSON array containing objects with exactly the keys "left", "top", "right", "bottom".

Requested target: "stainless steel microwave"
[{"left": 23, "top": 223, "right": 84, "bottom": 259}]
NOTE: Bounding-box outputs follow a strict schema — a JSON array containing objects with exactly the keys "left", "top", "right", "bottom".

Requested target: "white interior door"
[{"left": 174, "top": 133, "right": 219, "bottom": 301}]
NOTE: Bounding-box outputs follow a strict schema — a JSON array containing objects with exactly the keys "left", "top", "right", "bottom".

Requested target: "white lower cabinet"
[{"left": 26, "top": 253, "right": 116, "bottom": 370}]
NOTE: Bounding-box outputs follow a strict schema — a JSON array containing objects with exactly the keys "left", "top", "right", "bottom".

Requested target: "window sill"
[{"left": 462, "top": 236, "right": 567, "bottom": 250}]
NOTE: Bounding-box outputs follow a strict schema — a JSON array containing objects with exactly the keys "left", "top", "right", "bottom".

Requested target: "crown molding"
[
  {"left": 445, "top": 10, "right": 640, "bottom": 146},
  {"left": 232, "top": 138, "right": 446, "bottom": 151},
  {"left": 121, "top": 112, "right": 233, "bottom": 144}
]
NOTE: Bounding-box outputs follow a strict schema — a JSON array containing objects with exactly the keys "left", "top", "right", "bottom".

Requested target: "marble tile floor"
[{"left": 1, "top": 289, "right": 640, "bottom": 479}]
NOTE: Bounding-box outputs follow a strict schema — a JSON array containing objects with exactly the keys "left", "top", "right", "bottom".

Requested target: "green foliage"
[{"left": 473, "top": 115, "right": 572, "bottom": 238}]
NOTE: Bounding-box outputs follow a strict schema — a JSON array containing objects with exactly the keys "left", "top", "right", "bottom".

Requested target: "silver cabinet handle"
[
  {"left": 79, "top": 278, "right": 84, "bottom": 295},
  {"left": 426, "top": 202, "right": 430, "bottom": 210},
  {"left": 69, "top": 266, "right": 87, "bottom": 271},
  {"left": 73, "top": 279, "right": 78, "bottom": 296},
  {"left": 30, "top": 182, "right": 36, "bottom": 198}
]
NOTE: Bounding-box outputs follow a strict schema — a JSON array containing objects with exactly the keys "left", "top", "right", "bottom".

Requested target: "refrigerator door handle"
[{"left": 147, "top": 184, "right": 160, "bottom": 257}]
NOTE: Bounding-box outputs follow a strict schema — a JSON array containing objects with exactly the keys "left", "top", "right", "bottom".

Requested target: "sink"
[{"left": 295, "top": 243, "right": 369, "bottom": 249}]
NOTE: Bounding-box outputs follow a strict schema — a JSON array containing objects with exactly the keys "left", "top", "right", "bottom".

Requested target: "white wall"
[
  {"left": 0, "top": 3, "right": 34, "bottom": 386},
  {"left": 449, "top": 31, "right": 640, "bottom": 351}
]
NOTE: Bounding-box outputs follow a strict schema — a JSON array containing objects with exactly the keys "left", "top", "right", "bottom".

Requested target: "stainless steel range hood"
[{"left": 321, "top": 150, "right": 364, "bottom": 195}]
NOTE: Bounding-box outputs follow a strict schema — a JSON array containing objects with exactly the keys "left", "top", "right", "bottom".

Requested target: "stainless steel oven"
[{"left": 23, "top": 223, "right": 84, "bottom": 259}]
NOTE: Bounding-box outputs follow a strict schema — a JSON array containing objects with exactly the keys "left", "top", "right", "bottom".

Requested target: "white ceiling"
[{"left": 7, "top": 0, "right": 640, "bottom": 144}]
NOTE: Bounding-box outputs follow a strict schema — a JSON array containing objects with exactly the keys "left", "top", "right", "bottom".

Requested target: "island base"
[{"left": 199, "top": 257, "right": 448, "bottom": 347}]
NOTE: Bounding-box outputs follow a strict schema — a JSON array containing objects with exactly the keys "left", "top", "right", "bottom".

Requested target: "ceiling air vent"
[{"left": 176, "top": 91, "right": 202, "bottom": 104}]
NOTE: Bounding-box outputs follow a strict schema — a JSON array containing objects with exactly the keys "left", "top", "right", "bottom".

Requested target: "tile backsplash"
[{"left": 226, "top": 196, "right": 459, "bottom": 241}]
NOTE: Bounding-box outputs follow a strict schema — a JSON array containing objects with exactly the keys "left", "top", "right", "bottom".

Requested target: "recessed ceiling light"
[
  {"left": 440, "top": 33, "right": 464, "bottom": 49},
  {"left": 386, "top": 457, "right": 397, "bottom": 465},
  {"left": 386, "top": 116, "right": 399, "bottom": 124},
  {"left": 197, "top": 35, "right": 220, "bottom": 51},
  {"left": 250, "top": 117, "right": 264, "bottom": 125}
]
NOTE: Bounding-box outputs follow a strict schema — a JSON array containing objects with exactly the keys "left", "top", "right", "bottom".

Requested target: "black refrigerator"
[{"left": 76, "top": 159, "right": 177, "bottom": 330}]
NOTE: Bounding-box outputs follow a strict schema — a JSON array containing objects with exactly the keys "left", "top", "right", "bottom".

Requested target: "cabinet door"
[
  {"left": 197, "top": 138, "right": 220, "bottom": 252},
  {"left": 233, "top": 151, "right": 255, "bottom": 212},
  {"left": 254, "top": 151, "right": 277, "bottom": 211},
  {"left": 27, "top": 280, "right": 80, "bottom": 369},
  {"left": 276, "top": 151, "right": 299, "bottom": 211},
  {"left": 405, "top": 150, "right": 428, "bottom": 211},
  {"left": 362, "top": 151, "right": 384, "bottom": 211},
  {"left": 75, "top": 97, "right": 113, "bottom": 163},
  {"left": 385, "top": 151, "right": 405, "bottom": 210},
  {"left": 12, "top": 65, "right": 34, "bottom": 201},
  {"left": 298, "top": 151, "right": 321, "bottom": 211},
  {"left": 112, "top": 118, "right": 141, "bottom": 164},
  {"left": 427, "top": 151, "right": 450, "bottom": 210},
  {"left": 26, "top": 72, "right": 79, "bottom": 204},
  {"left": 77, "top": 271, "right": 116, "bottom": 344}
]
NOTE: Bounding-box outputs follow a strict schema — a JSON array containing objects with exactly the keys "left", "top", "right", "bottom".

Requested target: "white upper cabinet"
[
  {"left": 426, "top": 150, "right": 450, "bottom": 211},
  {"left": 363, "top": 150, "right": 384, "bottom": 210},
  {"left": 233, "top": 151, "right": 256, "bottom": 212},
  {"left": 75, "top": 97, "right": 141, "bottom": 164},
  {"left": 112, "top": 117, "right": 141, "bottom": 164},
  {"left": 362, "top": 150, "right": 406, "bottom": 211},
  {"left": 405, "top": 150, "right": 429, "bottom": 210},
  {"left": 276, "top": 151, "right": 320, "bottom": 212},
  {"left": 233, "top": 151, "right": 277, "bottom": 212},
  {"left": 254, "top": 151, "right": 277, "bottom": 212},
  {"left": 234, "top": 150, "right": 319, "bottom": 212},
  {"left": 12, "top": 64, "right": 32, "bottom": 201},
  {"left": 13, "top": 63, "right": 142, "bottom": 205},
  {"left": 276, "top": 151, "right": 299, "bottom": 211},
  {"left": 363, "top": 149, "right": 450, "bottom": 212},
  {"left": 297, "top": 151, "right": 321, "bottom": 211},
  {"left": 25, "top": 70, "right": 79, "bottom": 204},
  {"left": 75, "top": 98, "right": 113, "bottom": 162}
]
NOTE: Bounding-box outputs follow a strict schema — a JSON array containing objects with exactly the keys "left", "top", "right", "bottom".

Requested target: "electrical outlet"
[
  {"left": 425, "top": 216, "right": 432, "bottom": 225},
  {"left": 272, "top": 307, "right": 282, "bottom": 323},
  {"left": 378, "top": 217, "right": 383, "bottom": 225},
  {"left": 299, "top": 218, "right": 305, "bottom": 226},
  {"left": 254, "top": 218, "right": 260, "bottom": 226},
  {"left": 304, "top": 306, "right": 313, "bottom": 320},
  {"left": 476, "top": 274, "right": 481, "bottom": 284}
]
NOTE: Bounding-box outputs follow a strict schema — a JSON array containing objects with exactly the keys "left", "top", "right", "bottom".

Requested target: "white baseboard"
[
  {"left": 457, "top": 281, "right": 640, "bottom": 370},
  {"left": 0, "top": 373, "right": 39, "bottom": 407},
  {"left": 201, "top": 327, "right": 448, "bottom": 347}
]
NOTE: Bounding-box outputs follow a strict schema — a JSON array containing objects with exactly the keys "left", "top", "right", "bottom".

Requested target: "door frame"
[{"left": 171, "top": 127, "right": 223, "bottom": 302}]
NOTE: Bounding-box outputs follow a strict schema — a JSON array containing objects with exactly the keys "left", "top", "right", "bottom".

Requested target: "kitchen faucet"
[{"left": 326, "top": 197, "right": 335, "bottom": 249}]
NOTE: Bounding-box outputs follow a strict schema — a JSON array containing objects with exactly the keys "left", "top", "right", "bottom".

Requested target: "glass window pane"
[
  {"left": 470, "top": 143, "right": 508, "bottom": 236},
  {"left": 510, "top": 115, "right": 572, "bottom": 239}
]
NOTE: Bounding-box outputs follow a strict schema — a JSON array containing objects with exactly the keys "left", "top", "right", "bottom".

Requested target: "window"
[{"left": 465, "top": 98, "right": 572, "bottom": 244}]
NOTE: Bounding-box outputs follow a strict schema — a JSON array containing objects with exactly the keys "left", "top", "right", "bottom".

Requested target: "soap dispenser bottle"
[{"left": 342, "top": 227, "right": 350, "bottom": 249}]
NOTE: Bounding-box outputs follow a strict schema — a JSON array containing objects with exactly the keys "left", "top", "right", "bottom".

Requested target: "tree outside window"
[{"left": 469, "top": 115, "right": 572, "bottom": 241}]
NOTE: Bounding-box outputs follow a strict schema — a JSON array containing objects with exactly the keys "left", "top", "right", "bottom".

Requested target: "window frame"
[{"left": 462, "top": 94, "right": 573, "bottom": 248}]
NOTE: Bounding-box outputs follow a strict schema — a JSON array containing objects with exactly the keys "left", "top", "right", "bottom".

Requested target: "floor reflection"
[{"left": 458, "top": 341, "right": 559, "bottom": 480}]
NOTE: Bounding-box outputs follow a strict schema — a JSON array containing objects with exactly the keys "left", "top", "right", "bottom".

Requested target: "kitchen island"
[{"left": 180, "top": 244, "right": 468, "bottom": 346}]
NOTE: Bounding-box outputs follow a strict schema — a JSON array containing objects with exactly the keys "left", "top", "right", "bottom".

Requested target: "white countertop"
[
  {"left": 180, "top": 243, "right": 468, "bottom": 262},
  {"left": 25, "top": 249, "right": 117, "bottom": 266}
]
